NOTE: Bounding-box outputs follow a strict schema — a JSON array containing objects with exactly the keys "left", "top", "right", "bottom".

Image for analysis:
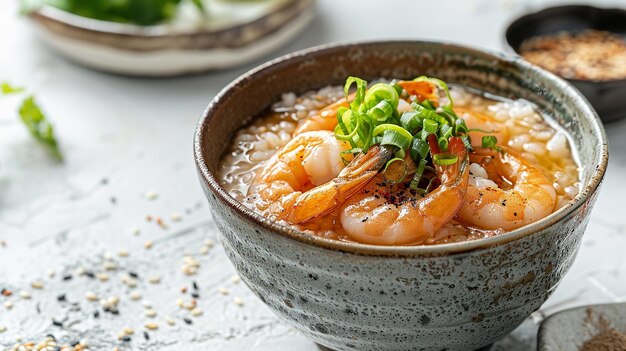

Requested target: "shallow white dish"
[{"left": 27, "top": 0, "right": 315, "bottom": 76}]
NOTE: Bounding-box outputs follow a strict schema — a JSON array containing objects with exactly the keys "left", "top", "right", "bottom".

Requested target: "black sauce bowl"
[{"left": 505, "top": 5, "right": 626, "bottom": 123}]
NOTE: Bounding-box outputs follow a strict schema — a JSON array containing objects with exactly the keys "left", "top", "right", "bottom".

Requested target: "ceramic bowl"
[
  {"left": 27, "top": 0, "right": 315, "bottom": 76},
  {"left": 505, "top": 5, "right": 626, "bottom": 123},
  {"left": 194, "top": 41, "right": 608, "bottom": 351}
]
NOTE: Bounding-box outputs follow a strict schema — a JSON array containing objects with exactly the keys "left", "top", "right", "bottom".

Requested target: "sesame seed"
[
  {"left": 230, "top": 275, "right": 241, "bottom": 284},
  {"left": 233, "top": 297, "right": 244, "bottom": 306},
  {"left": 85, "top": 292, "right": 98, "bottom": 301},
  {"left": 118, "top": 250, "right": 129, "bottom": 257},
  {"left": 31, "top": 281, "right": 44, "bottom": 289},
  {"left": 143, "top": 331, "right": 150, "bottom": 340},
  {"left": 199, "top": 246, "right": 210, "bottom": 255},
  {"left": 47, "top": 269, "right": 56, "bottom": 278},
  {"left": 97, "top": 273, "right": 110, "bottom": 282},
  {"left": 165, "top": 317, "right": 175, "bottom": 326},
  {"left": 19, "top": 290, "right": 31, "bottom": 299},
  {"left": 145, "top": 323, "right": 158, "bottom": 330},
  {"left": 131, "top": 227, "right": 141, "bottom": 236},
  {"left": 175, "top": 299, "right": 184, "bottom": 308},
  {"left": 0, "top": 325, "right": 6, "bottom": 333},
  {"left": 103, "top": 251, "right": 114, "bottom": 260},
  {"left": 145, "top": 191, "right": 158, "bottom": 200},
  {"left": 218, "top": 287, "right": 229, "bottom": 296},
  {"left": 190, "top": 308, "right": 203, "bottom": 317},
  {"left": 103, "top": 262, "right": 117, "bottom": 271},
  {"left": 144, "top": 309, "right": 157, "bottom": 318},
  {"left": 183, "top": 317, "right": 193, "bottom": 325},
  {"left": 148, "top": 276, "right": 161, "bottom": 284},
  {"left": 4, "top": 300, "right": 13, "bottom": 309},
  {"left": 129, "top": 291, "right": 142, "bottom": 301},
  {"left": 144, "top": 240, "right": 153, "bottom": 250},
  {"left": 203, "top": 239, "right": 214, "bottom": 247},
  {"left": 63, "top": 274, "right": 73, "bottom": 281},
  {"left": 170, "top": 213, "right": 183, "bottom": 222}
]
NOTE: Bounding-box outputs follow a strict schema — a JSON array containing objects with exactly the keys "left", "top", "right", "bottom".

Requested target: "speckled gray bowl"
[{"left": 194, "top": 41, "right": 608, "bottom": 351}]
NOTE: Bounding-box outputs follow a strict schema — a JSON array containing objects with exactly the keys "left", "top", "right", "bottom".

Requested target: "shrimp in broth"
[{"left": 218, "top": 75, "right": 580, "bottom": 246}]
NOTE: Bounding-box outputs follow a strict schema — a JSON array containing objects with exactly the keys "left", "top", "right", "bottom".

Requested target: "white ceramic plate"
[{"left": 28, "top": 0, "right": 315, "bottom": 76}]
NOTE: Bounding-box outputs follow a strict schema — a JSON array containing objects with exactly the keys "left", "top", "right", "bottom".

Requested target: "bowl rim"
[
  {"left": 504, "top": 4, "right": 626, "bottom": 85},
  {"left": 194, "top": 40, "right": 609, "bottom": 257}
]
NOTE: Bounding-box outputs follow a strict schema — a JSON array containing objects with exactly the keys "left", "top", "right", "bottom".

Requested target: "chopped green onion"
[
  {"left": 344, "top": 76, "right": 368, "bottom": 110},
  {"left": 454, "top": 118, "right": 469, "bottom": 135},
  {"left": 409, "top": 158, "right": 427, "bottom": 190},
  {"left": 410, "top": 138, "right": 430, "bottom": 161},
  {"left": 379, "top": 129, "right": 412, "bottom": 159},
  {"left": 420, "top": 99, "right": 435, "bottom": 110},
  {"left": 482, "top": 135, "right": 498, "bottom": 149},
  {"left": 438, "top": 136, "right": 449, "bottom": 151},
  {"left": 400, "top": 111, "right": 422, "bottom": 131},
  {"left": 433, "top": 153, "right": 458, "bottom": 166},
  {"left": 422, "top": 119, "right": 438, "bottom": 134},
  {"left": 383, "top": 157, "right": 408, "bottom": 184},
  {"left": 369, "top": 100, "right": 394, "bottom": 121},
  {"left": 364, "top": 83, "right": 399, "bottom": 111}
]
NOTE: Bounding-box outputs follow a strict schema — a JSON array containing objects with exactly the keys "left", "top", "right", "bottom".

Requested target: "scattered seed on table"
[
  {"left": 191, "top": 308, "right": 203, "bottom": 317},
  {"left": 97, "top": 273, "right": 110, "bottom": 282},
  {"left": 118, "top": 250, "right": 129, "bottom": 257},
  {"left": 85, "top": 292, "right": 98, "bottom": 301},
  {"left": 63, "top": 274, "right": 73, "bottom": 281},
  {"left": 131, "top": 227, "right": 141, "bottom": 236},
  {"left": 144, "top": 309, "right": 157, "bottom": 318},
  {"left": 57, "top": 294, "right": 67, "bottom": 302},
  {"left": 145, "top": 191, "right": 158, "bottom": 200},
  {"left": 121, "top": 335, "right": 131, "bottom": 342},
  {"left": 104, "top": 251, "right": 114, "bottom": 260},
  {"left": 47, "top": 269, "right": 56, "bottom": 278},
  {"left": 170, "top": 213, "right": 183, "bottom": 222},
  {"left": 230, "top": 275, "right": 241, "bottom": 284},
  {"left": 145, "top": 323, "right": 158, "bottom": 330},
  {"left": 156, "top": 217, "right": 167, "bottom": 229},
  {"left": 52, "top": 319, "right": 63, "bottom": 327},
  {"left": 128, "top": 272, "right": 139, "bottom": 279},
  {"left": 84, "top": 271, "right": 95, "bottom": 279},
  {"left": 233, "top": 297, "right": 244, "bottom": 307},
  {"left": 165, "top": 317, "right": 175, "bottom": 326},
  {"left": 142, "top": 300, "right": 153, "bottom": 308},
  {"left": 123, "top": 327, "right": 134, "bottom": 335},
  {"left": 129, "top": 291, "right": 142, "bottom": 301},
  {"left": 143, "top": 331, "right": 150, "bottom": 340},
  {"left": 148, "top": 276, "right": 161, "bottom": 284},
  {"left": 203, "top": 239, "right": 214, "bottom": 247},
  {"left": 31, "top": 281, "right": 44, "bottom": 289},
  {"left": 93, "top": 310, "right": 100, "bottom": 318},
  {"left": 183, "top": 317, "right": 193, "bottom": 325},
  {"left": 19, "top": 290, "right": 31, "bottom": 299},
  {"left": 103, "top": 262, "right": 118, "bottom": 271},
  {"left": 192, "top": 281, "right": 199, "bottom": 290},
  {"left": 199, "top": 246, "right": 210, "bottom": 255},
  {"left": 176, "top": 299, "right": 184, "bottom": 308},
  {"left": 191, "top": 292, "right": 199, "bottom": 299},
  {"left": 144, "top": 240, "right": 153, "bottom": 250},
  {"left": 218, "top": 287, "right": 229, "bottom": 296},
  {"left": 4, "top": 300, "right": 13, "bottom": 309},
  {"left": 0, "top": 325, "right": 6, "bottom": 333}
]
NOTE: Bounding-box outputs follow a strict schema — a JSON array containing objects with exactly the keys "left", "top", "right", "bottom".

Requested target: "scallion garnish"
[{"left": 333, "top": 75, "right": 500, "bottom": 193}]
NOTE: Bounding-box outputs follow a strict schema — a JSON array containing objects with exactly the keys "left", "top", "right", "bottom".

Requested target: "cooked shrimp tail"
[{"left": 286, "top": 145, "right": 395, "bottom": 223}]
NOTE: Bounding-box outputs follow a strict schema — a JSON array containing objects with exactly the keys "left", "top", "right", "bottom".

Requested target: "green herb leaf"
[
  {"left": 18, "top": 96, "right": 62, "bottom": 160},
  {"left": 1, "top": 82, "right": 25, "bottom": 95}
]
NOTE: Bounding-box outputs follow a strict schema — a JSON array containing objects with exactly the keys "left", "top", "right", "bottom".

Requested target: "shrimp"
[
  {"left": 456, "top": 107, "right": 510, "bottom": 147},
  {"left": 294, "top": 96, "right": 350, "bottom": 134},
  {"left": 339, "top": 136, "right": 469, "bottom": 246},
  {"left": 249, "top": 130, "right": 394, "bottom": 223},
  {"left": 456, "top": 147, "right": 556, "bottom": 231}
]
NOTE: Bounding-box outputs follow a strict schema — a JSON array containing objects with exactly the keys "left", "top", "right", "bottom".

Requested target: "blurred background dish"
[
  {"left": 505, "top": 5, "right": 626, "bottom": 123},
  {"left": 538, "top": 303, "right": 626, "bottom": 351},
  {"left": 26, "top": 0, "right": 315, "bottom": 76}
]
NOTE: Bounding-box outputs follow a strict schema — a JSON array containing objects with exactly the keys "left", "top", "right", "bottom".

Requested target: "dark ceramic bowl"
[
  {"left": 505, "top": 5, "right": 626, "bottom": 123},
  {"left": 194, "top": 41, "right": 608, "bottom": 351}
]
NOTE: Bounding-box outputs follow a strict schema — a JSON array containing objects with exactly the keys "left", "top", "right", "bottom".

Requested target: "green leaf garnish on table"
[
  {"left": 1, "top": 82, "right": 25, "bottom": 95},
  {"left": 18, "top": 96, "right": 63, "bottom": 160}
]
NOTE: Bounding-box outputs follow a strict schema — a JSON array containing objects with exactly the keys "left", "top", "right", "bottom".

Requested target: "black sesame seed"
[
  {"left": 122, "top": 336, "right": 131, "bottom": 342},
  {"left": 143, "top": 331, "right": 150, "bottom": 340},
  {"left": 93, "top": 310, "right": 100, "bottom": 318},
  {"left": 71, "top": 341, "right": 80, "bottom": 347},
  {"left": 63, "top": 274, "right": 73, "bottom": 281},
  {"left": 84, "top": 271, "right": 95, "bottom": 279},
  {"left": 183, "top": 317, "right": 193, "bottom": 325},
  {"left": 191, "top": 292, "right": 200, "bottom": 299},
  {"left": 192, "top": 281, "right": 199, "bottom": 290},
  {"left": 52, "top": 319, "right": 63, "bottom": 327},
  {"left": 128, "top": 272, "right": 139, "bottom": 279}
]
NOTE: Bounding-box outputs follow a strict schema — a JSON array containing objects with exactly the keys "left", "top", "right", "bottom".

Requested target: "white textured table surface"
[{"left": 1, "top": 0, "right": 625, "bottom": 350}]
